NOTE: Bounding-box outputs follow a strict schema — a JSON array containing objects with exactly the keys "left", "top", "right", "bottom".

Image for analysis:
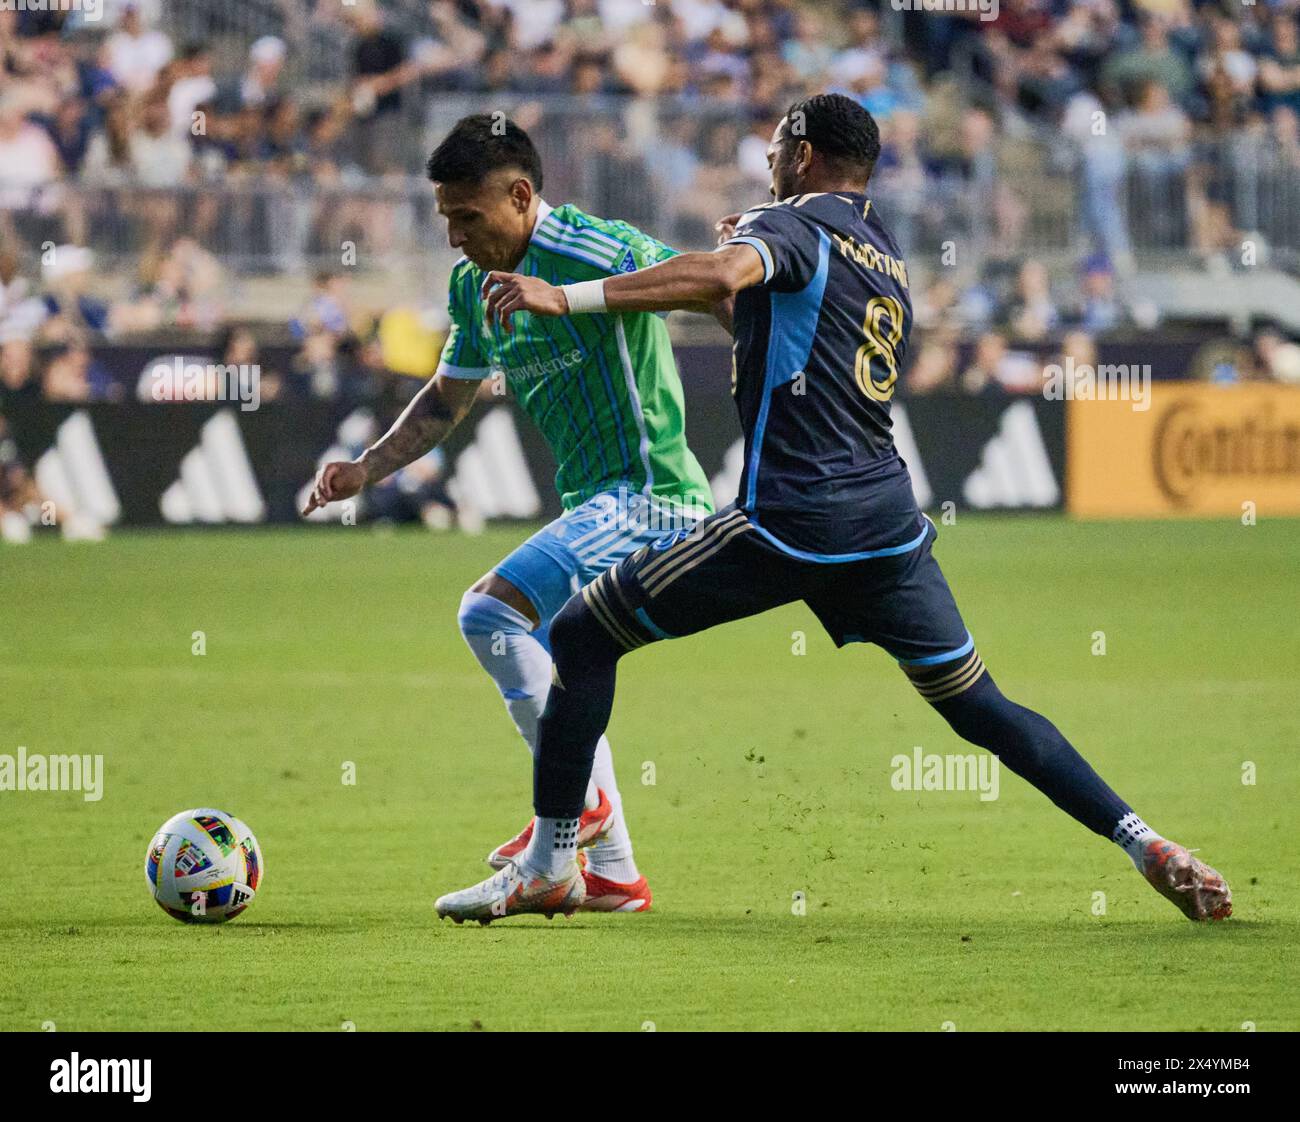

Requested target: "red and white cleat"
[
  {"left": 579, "top": 866, "right": 653, "bottom": 912},
  {"left": 485, "top": 788, "right": 614, "bottom": 870},
  {"left": 1139, "top": 838, "right": 1232, "bottom": 921}
]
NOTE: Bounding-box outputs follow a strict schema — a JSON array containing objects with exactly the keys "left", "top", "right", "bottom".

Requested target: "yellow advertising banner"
[{"left": 1068, "top": 383, "right": 1300, "bottom": 517}]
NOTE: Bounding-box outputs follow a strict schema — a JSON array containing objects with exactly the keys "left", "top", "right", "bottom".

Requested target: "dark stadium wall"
[
  {"left": 17, "top": 334, "right": 1279, "bottom": 528},
  {"left": 0, "top": 390, "right": 1068, "bottom": 529}
]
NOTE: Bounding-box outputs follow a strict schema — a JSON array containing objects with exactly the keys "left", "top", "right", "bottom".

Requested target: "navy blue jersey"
[{"left": 723, "top": 191, "right": 925, "bottom": 559}]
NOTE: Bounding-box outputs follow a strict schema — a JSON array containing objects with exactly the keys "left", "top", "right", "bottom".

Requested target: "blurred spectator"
[
  {"left": 127, "top": 94, "right": 191, "bottom": 187},
  {"left": 1008, "top": 259, "right": 1060, "bottom": 341},
  {"left": 42, "top": 340, "right": 118, "bottom": 402},
  {"left": 1252, "top": 326, "right": 1300, "bottom": 383},
  {"left": 211, "top": 324, "right": 286, "bottom": 402},
  {"left": 1055, "top": 328, "right": 1098, "bottom": 372},
  {"left": 1101, "top": 15, "right": 1194, "bottom": 109},
  {"left": 1075, "top": 254, "right": 1126, "bottom": 334},
  {"left": 35, "top": 99, "right": 94, "bottom": 178},
  {"left": 0, "top": 251, "right": 46, "bottom": 341},
  {"left": 905, "top": 329, "right": 960, "bottom": 395},
  {"left": 167, "top": 44, "right": 217, "bottom": 138},
  {"left": 41, "top": 246, "right": 110, "bottom": 339},
  {"left": 292, "top": 272, "right": 350, "bottom": 341},
  {"left": 0, "top": 414, "right": 41, "bottom": 544},
  {"left": 1261, "top": 16, "right": 1300, "bottom": 117},
  {"left": 737, "top": 111, "right": 777, "bottom": 187},
  {"left": 960, "top": 332, "right": 1012, "bottom": 396},
  {"left": 112, "top": 237, "right": 226, "bottom": 334},
  {"left": 105, "top": 2, "right": 173, "bottom": 94},
  {"left": 1119, "top": 79, "right": 1191, "bottom": 246},
  {"left": 848, "top": 55, "right": 900, "bottom": 123},
  {"left": 913, "top": 274, "right": 960, "bottom": 333},
  {"left": 613, "top": 22, "right": 673, "bottom": 95},
  {"left": 782, "top": 9, "right": 835, "bottom": 77},
  {"left": 81, "top": 95, "right": 134, "bottom": 186},
  {"left": 240, "top": 36, "right": 287, "bottom": 109},
  {"left": 1199, "top": 14, "right": 1259, "bottom": 128},
  {"left": 291, "top": 272, "right": 357, "bottom": 399},
  {"left": 346, "top": 1, "right": 416, "bottom": 146},
  {"left": 831, "top": 7, "right": 885, "bottom": 89},
  {"left": 0, "top": 95, "right": 62, "bottom": 205},
  {"left": 0, "top": 337, "right": 40, "bottom": 404},
  {"left": 366, "top": 447, "right": 459, "bottom": 530},
  {"left": 1045, "top": 328, "right": 1099, "bottom": 397},
  {"left": 1062, "top": 89, "right": 1133, "bottom": 270},
  {"left": 874, "top": 110, "right": 927, "bottom": 250}
]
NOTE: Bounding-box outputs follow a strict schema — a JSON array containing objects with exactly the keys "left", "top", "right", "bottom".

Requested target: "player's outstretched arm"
[
  {"left": 481, "top": 244, "right": 764, "bottom": 332},
  {"left": 301, "top": 374, "right": 480, "bottom": 515}
]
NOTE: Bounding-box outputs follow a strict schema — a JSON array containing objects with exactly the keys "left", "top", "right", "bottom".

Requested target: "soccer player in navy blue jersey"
[{"left": 434, "top": 93, "right": 1232, "bottom": 925}]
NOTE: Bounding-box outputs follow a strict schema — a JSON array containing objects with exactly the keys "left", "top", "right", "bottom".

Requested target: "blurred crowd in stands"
[{"left": 0, "top": 0, "right": 1298, "bottom": 405}]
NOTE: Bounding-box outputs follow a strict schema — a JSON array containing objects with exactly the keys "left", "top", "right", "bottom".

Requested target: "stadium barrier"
[
  {"left": 1, "top": 345, "right": 1069, "bottom": 527},
  {"left": 14, "top": 339, "right": 1300, "bottom": 529}
]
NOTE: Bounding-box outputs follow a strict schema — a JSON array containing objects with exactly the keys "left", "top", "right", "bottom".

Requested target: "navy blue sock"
[
  {"left": 928, "top": 670, "right": 1132, "bottom": 838},
  {"left": 533, "top": 595, "right": 625, "bottom": 819}
]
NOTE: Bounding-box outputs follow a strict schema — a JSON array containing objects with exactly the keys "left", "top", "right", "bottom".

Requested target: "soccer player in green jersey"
[{"left": 303, "top": 115, "right": 716, "bottom": 911}]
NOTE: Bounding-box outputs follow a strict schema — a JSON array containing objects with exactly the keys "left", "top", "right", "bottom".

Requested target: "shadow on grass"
[{"left": 444, "top": 912, "right": 1293, "bottom": 942}]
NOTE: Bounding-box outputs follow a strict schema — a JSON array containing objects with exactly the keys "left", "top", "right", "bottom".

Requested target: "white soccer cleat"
[{"left": 435, "top": 859, "right": 585, "bottom": 925}]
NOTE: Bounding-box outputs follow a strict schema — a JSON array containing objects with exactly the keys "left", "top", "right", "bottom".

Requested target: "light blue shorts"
[{"left": 495, "top": 485, "right": 711, "bottom": 627}]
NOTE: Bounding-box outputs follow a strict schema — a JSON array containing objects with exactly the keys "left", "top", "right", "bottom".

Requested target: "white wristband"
[{"left": 561, "top": 279, "right": 607, "bottom": 314}]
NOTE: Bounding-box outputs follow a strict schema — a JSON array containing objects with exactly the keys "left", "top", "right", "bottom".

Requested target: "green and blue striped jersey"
[{"left": 437, "top": 201, "right": 714, "bottom": 513}]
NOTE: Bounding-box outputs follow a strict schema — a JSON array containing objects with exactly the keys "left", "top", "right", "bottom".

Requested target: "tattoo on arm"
[{"left": 357, "top": 376, "right": 474, "bottom": 484}]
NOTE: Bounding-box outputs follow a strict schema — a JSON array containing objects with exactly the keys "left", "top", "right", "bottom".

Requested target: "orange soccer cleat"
[
  {"left": 578, "top": 865, "right": 653, "bottom": 913},
  {"left": 1139, "top": 838, "right": 1232, "bottom": 921}
]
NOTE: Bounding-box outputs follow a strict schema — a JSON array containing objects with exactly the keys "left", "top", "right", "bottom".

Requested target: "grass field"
[{"left": 1, "top": 517, "right": 1296, "bottom": 1031}]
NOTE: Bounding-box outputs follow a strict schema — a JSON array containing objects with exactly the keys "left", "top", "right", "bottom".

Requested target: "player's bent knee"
[
  {"left": 547, "top": 595, "right": 593, "bottom": 655},
  {"left": 468, "top": 571, "right": 541, "bottom": 625},
  {"left": 457, "top": 588, "right": 533, "bottom": 639},
  {"left": 548, "top": 594, "right": 622, "bottom": 668}
]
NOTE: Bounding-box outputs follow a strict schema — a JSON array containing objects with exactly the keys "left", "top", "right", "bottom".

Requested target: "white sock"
[
  {"left": 1113, "top": 812, "right": 1160, "bottom": 869},
  {"left": 586, "top": 736, "right": 641, "bottom": 883},
  {"left": 458, "top": 591, "right": 638, "bottom": 881},
  {"left": 522, "top": 815, "right": 580, "bottom": 879}
]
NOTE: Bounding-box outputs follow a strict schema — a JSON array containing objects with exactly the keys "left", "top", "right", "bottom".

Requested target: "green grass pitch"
[{"left": 1, "top": 517, "right": 1296, "bottom": 1031}]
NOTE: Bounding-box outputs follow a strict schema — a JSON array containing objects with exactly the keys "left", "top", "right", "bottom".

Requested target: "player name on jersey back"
[{"left": 723, "top": 191, "right": 924, "bottom": 561}]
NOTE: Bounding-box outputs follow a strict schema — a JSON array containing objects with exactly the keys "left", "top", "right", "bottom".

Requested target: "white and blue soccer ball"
[{"left": 145, "top": 808, "right": 263, "bottom": 924}]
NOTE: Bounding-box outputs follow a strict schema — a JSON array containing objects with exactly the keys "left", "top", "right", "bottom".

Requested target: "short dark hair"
[
  {"left": 782, "top": 93, "right": 880, "bottom": 177},
  {"left": 425, "top": 114, "right": 543, "bottom": 191}
]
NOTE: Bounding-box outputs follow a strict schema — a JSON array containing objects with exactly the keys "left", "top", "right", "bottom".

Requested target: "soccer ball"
[{"left": 145, "top": 808, "right": 263, "bottom": 924}]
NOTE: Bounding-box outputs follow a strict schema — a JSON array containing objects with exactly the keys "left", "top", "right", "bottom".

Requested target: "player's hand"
[
  {"left": 480, "top": 271, "right": 567, "bottom": 333},
  {"left": 715, "top": 213, "right": 743, "bottom": 246},
  {"left": 302, "top": 460, "right": 367, "bottom": 515}
]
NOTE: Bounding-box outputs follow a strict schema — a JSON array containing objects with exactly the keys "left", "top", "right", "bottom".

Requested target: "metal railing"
[
  {"left": 162, "top": 0, "right": 436, "bottom": 84},
  {"left": 5, "top": 102, "right": 1298, "bottom": 293}
]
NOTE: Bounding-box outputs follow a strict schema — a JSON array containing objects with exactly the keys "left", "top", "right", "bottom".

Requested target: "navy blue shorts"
[{"left": 580, "top": 506, "right": 981, "bottom": 690}]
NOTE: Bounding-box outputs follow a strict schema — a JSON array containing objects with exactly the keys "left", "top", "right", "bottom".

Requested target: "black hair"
[
  {"left": 781, "top": 93, "right": 880, "bottom": 176},
  {"left": 425, "top": 114, "right": 543, "bottom": 191}
]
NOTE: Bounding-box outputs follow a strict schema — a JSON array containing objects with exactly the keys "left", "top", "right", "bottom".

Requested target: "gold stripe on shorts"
[
  {"left": 642, "top": 516, "right": 753, "bottom": 598},
  {"left": 636, "top": 510, "right": 746, "bottom": 585}
]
